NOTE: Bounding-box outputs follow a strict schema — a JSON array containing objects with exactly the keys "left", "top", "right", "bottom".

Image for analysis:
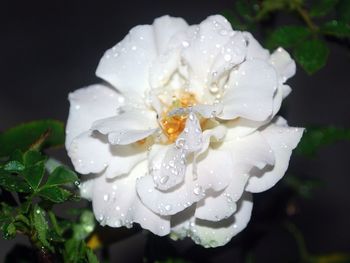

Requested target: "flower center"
[{"left": 160, "top": 92, "right": 197, "bottom": 143}]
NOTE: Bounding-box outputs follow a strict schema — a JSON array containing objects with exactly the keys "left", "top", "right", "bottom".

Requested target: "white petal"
[
  {"left": 176, "top": 112, "right": 203, "bottom": 152},
  {"left": 104, "top": 144, "right": 148, "bottom": 179},
  {"left": 243, "top": 32, "right": 269, "bottom": 60},
  {"left": 192, "top": 103, "right": 223, "bottom": 119},
  {"left": 269, "top": 47, "right": 296, "bottom": 83},
  {"left": 89, "top": 161, "right": 170, "bottom": 236},
  {"left": 198, "top": 124, "right": 227, "bottom": 156},
  {"left": 246, "top": 117, "right": 304, "bottom": 193},
  {"left": 68, "top": 131, "right": 148, "bottom": 177},
  {"left": 151, "top": 144, "right": 187, "bottom": 191},
  {"left": 191, "top": 192, "right": 253, "bottom": 248},
  {"left": 224, "top": 131, "right": 275, "bottom": 171},
  {"left": 153, "top": 15, "right": 188, "bottom": 54},
  {"left": 210, "top": 32, "right": 247, "bottom": 82},
  {"left": 195, "top": 189, "right": 237, "bottom": 222},
  {"left": 196, "top": 149, "right": 233, "bottom": 192},
  {"left": 182, "top": 15, "right": 245, "bottom": 94},
  {"left": 68, "top": 131, "right": 110, "bottom": 174},
  {"left": 219, "top": 59, "right": 278, "bottom": 121},
  {"left": 136, "top": 163, "right": 205, "bottom": 216},
  {"left": 92, "top": 109, "right": 158, "bottom": 145},
  {"left": 224, "top": 118, "right": 266, "bottom": 141},
  {"left": 171, "top": 193, "right": 253, "bottom": 248},
  {"left": 96, "top": 25, "right": 156, "bottom": 100},
  {"left": 65, "top": 84, "right": 124, "bottom": 148},
  {"left": 170, "top": 205, "right": 196, "bottom": 241},
  {"left": 282, "top": 84, "right": 292, "bottom": 99},
  {"left": 79, "top": 178, "right": 95, "bottom": 200}
]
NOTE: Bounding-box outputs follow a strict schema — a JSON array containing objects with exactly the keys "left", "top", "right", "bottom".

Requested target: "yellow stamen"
[{"left": 160, "top": 92, "right": 197, "bottom": 143}]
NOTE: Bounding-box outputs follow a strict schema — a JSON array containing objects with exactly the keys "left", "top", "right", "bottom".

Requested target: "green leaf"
[
  {"left": 266, "top": 25, "right": 311, "bottom": 50},
  {"left": 0, "top": 203, "right": 14, "bottom": 228},
  {"left": 32, "top": 204, "right": 53, "bottom": 251},
  {"left": 3, "top": 161, "right": 25, "bottom": 172},
  {"left": 310, "top": 0, "right": 339, "bottom": 17},
  {"left": 293, "top": 39, "right": 329, "bottom": 74},
  {"left": 321, "top": 20, "right": 350, "bottom": 38},
  {"left": 46, "top": 166, "right": 78, "bottom": 187},
  {"left": 23, "top": 150, "right": 46, "bottom": 166},
  {"left": 336, "top": 0, "right": 350, "bottom": 23},
  {"left": 235, "top": 0, "right": 254, "bottom": 21},
  {"left": 2, "top": 222, "right": 16, "bottom": 239},
  {"left": 72, "top": 210, "right": 95, "bottom": 240},
  {"left": 0, "top": 171, "right": 32, "bottom": 193},
  {"left": 37, "top": 186, "right": 71, "bottom": 203},
  {"left": 0, "top": 120, "right": 65, "bottom": 157},
  {"left": 22, "top": 161, "right": 45, "bottom": 190},
  {"left": 64, "top": 239, "right": 87, "bottom": 263},
  {"left": 284, "top": 176, "right": 322, "bottom": 198},
  {"left": 255, "top": 0, "right": 292, "bottom": 20},
  {"left": 86, "top": 248, "right": 99, "bottom": 263},
  {"left": 296, "top": 126, "right": 350, "bottom": 156}
]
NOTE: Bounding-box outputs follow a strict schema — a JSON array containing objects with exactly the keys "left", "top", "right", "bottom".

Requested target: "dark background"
[{"left": 1, "top": 0, "right": 350, "bottom": 262}]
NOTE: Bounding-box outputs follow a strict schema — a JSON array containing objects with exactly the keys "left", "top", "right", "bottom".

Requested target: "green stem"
[
  {"left": 284, "top": 222, "right": 309, "bottom": 262},
  {"left": 296, "top": 6, "right": 319, "bottom": 33},
  {"left": 48, "top": 210, "right": 62, "bottom": 235}
]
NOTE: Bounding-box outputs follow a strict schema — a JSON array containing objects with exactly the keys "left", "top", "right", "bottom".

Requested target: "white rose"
[{"left": 65, "top": 15, "right": 304, "bottom": 248}]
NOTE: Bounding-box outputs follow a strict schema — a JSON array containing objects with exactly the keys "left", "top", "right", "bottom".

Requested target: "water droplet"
[
  {"left": 209, "top": 84, "right": 219, "bottom": 94},
  {"left": 224, "top": 54, "right": 232, "bottom": 61},
  {"left": 165, "top": 204, "right": 172, "bottom": 211},
  {"left": 175, "top": 138, "right": 186, "bottom": 149},
  {"left": 220, "top": 29, "right": 228, "bottom": 35},
  {"left": 193, "top": 186, "right": 202, "bottom": 195},
  {"left": 160, "top": 176, "right": 169, "bottom": 184},
  {"left": 182, "top": 41, "right": 189, "bottom": 47},
  {"left": 103, "top": 194, "right": 109, "bottom": 201},
  {"left": 75, "top": 105, "right": 81, "bottom": 110}
]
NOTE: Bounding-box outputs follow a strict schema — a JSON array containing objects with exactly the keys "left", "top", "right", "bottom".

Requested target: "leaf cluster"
[
  {"left": 0, "top": 120, "right": 98, "bottom": 263},
  {"left": 223, "top": 0, "right": 350, "bottom": 74}
]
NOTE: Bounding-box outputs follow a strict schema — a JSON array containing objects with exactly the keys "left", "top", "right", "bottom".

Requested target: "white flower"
[{"left": 65, "top": 15, "right": 304, "bottom": 248}]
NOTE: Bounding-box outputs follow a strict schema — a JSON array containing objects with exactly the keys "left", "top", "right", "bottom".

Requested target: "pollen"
[{"left": 160, "top": 92, "right": 197, "bottom": 143}]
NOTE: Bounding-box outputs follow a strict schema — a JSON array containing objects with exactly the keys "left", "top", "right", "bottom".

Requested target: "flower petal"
[
  {"left": 224, "top": 118, "right": 266, "bottom": 141},
  {"left": 219, "top": 59, "right": 278, "bottom": 121},
  {"left": 191, "top": 192, "right": 253, "bottom": 248},
  {"left": 243, "top": 32, "right": 269, "bottom": 60},
  {"left": 246, "top": 117, "right": 304, "bottom": 193},
  {"left": 136, "top": 163, "right": 205, "bottom": 216},
  {"left": 65, "top": 84, "right": 124, "bottom": 148},
  {"left": 96, "top": 25, "right": 157, "bottom": 100},
  {"left": 104, "top": 144, "right": 148, "bottom": 179},
  {"left": 269, "top": 47, "right": 296, "bottom": 83},
  {"left": 196, "top": 149, "right": 233, "bottom": 192},
  {"left": 92, "top": 109, "right": 158, "bottom": 145},
  {"left": 182, "top": 15, "right": 246, "bottom": 94},
  {"left": 153, "top": 15, "right": 188, "bottom": 54},
  {"left": 150, "top": 144, "right": 187, "bottom": 191},
  {"left": 87, "top": 161, "right": 170, "bottom": 236},
  {"left": 171, "top": 192, "right": 253, "bottom": 248},
  {"left": 68, "top": 131, "right": 110, "bottom": 174}
]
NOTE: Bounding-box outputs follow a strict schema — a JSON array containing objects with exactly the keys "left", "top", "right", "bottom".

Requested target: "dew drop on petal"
[
  {"left": 160, "top": 176, "right": 169, "bottom": 184},
  {"left": 193, "top": 186, "right": 202, "bottom": 195},
  {"left": 165, "top": 204, "right": 172, "bottom": 211}
]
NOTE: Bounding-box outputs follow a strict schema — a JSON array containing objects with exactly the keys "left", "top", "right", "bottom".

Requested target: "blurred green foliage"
[{"left": 0, "top": 120, "right": 98, "bottom": 262}]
